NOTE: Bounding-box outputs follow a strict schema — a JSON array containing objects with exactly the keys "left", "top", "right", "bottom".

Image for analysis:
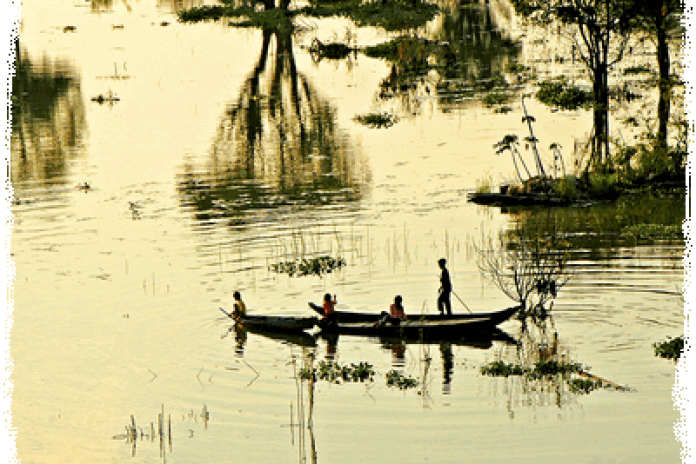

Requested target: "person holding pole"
[{"left": 437, "top": 258, "right": 452, "bottom": 315}]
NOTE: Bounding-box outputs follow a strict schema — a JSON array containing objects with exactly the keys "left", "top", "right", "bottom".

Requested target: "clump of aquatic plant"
[
  {"left": 528, "top": 360, "right": 581, "bottom": 379},
  {"left": 653, "top": 336, "right": 684, "bottom": 361},
  {"left": 535, "top": 78, "right": 592, "bottom": 111},
  {"left": 353, "top": 112, "right": 399, "bottom": 129},
  {"left": 309, "top": 34, "right": 355, "bottom": 61},
  {"left": 300, "top": 361, "right": 375, "bottom": 384},
  {"left": 480, "top": 360, "right": 527, "bottom": 377},
  {"left": 475, "top": 173, "right": 494, "bottom": 194},
  {"left": 270, "top": 255, "right": 346, "bottom": 277},
  {"left": 506, "top": 62, "right": 530, "bottom": 74},
  {"left": 494, "top": 106, "right": 513, "bottom": 114},
  {"left": 385, "top": 370, "right": 419, "bottom": 390},
  {"left": 568, "top": 378, "right": 604, "bottom": 394}
]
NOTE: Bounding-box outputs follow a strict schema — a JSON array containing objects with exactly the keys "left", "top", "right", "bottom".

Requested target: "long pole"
[{"left": 452, "top": 291, "right": 473, "bottom": 314}]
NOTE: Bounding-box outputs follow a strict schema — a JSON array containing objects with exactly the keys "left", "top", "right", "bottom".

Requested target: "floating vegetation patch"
[
  {"left": 353, "top": 112, "right": 399, "bottom": 128},
  {"left": 535, "top": 78, "right": 592, "bottom": 110},
  {"left": 270, "top": 255, "right": 346, "bottom": 277},
  {"left": 299, "top": 361, "right": 375, "bottom": 383},
  {"left": 385, "top": 370, "right": 419, "bottom": 390},
  {"left": 309, "top": 38, "right": 354, "bottom": 60},
  {"left": 480, "top": 360, "right": 527, "bottom": 377},
  {"left": 653, "top": 336, "right": 684, "bottom": 361},
  {"left": 568, "top": 378, "right": 604, "bottom": 394},
  {"left": 481, "top": 360, "right": 581, "bottom": 378},
  {"left": 480, "top": 359, "right": 629, "bottom": 394},
  {"left": 494, "top": 106, "right": 513, "bottom": 114}
]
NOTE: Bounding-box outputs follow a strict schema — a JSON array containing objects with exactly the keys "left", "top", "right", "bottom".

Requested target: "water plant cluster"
[
  {"left": 653, "top": 336, "right": 684, "bottom": 361},
  {"left": 298, "top": 361, "right": 419, "bottom": 390},
  {"left": 353, "top": 112, "right": 399, "bottom": 129},
  {"left": 385, "top": 369, "right": 419, "bottom": 390},
  {"left": 299, "top": 360, "right": 375, "bottom": 383},
  {"left": 270, "top": 255, "right": 346, "bottom": 277},
  {"left": 480, "top": 359, "right": 612, "bottom": 394},
  {"left": 535, "top": 78, "right": 592, "bottom": 110},
  {"left": 622, "top": 223, "right": 683, "bottom": 242}
]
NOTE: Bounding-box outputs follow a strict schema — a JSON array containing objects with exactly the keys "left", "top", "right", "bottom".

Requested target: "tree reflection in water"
[
  {"left": 11, "top": 44, "right": 86, "bottom": 189},
  {"left": 178, "top": 20, "right": 369, "bottom": 227}
]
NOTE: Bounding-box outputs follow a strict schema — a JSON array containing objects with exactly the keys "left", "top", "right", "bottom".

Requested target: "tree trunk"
[
  {"left": 591, "top": 55, "right": 609, "bottom": 169},
  {"left": 656, "top": 20, "right": 670, "bottom": 149}
]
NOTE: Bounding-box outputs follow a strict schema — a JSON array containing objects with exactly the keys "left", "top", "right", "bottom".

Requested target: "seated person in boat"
[
  {"left": 232, "top": 291, "right": 247, "bottom": 319},
  {"left": 377, "top": 295, "right": 407, "bottom": 326},
  {"left": 322, "top": 293, "right": 338, "bottom": 325},
  {"left": 389, "top": 295, "right": 407, "bottom": 320}
]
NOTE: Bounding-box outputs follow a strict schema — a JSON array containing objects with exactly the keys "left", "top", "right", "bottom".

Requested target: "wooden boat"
[
  {"left": 309, "top": 303, "right": 521, "bottom": 337},
  {"left": 220, "top": 307, "right": 318, "bottom": 332}
]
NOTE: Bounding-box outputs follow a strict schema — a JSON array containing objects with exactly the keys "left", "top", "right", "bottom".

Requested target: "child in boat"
[
  {"left": 321, "top": 293, "right": 338, "bottom": 326},
  {"left": 322, "top": 293, "right": 337, "bottom": 318},
  {"left": 232, "top": 291, "right": 247, "bottom": 319},
  {"left": 389, "top": 295, "right": 407, "bottom": 320}
]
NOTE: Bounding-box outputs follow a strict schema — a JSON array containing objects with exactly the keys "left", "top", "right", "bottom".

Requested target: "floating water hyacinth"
[
  {"left": 270, "top": 255, "right": 346, "bottom": 277},
  {"left": 352, "top": 112, "right": 398, "bottom": 129}
]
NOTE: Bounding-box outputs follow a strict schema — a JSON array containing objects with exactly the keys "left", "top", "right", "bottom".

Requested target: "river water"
[{"left": 8, "top": 0, "right": 687, "bottom": 462}]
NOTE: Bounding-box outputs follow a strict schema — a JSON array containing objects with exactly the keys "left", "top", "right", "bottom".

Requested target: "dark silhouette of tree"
[
  {"left": 510, "top": 0, "right": 634, "bottom": 170},
  {"left": 177, "top": 19, "right": 369, "bottom": 226},
  {"left": 11, "top": 42, "right": 86, "bottom": 187}
]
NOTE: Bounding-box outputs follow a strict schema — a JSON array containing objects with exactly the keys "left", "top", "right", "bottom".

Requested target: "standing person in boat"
[
  {"left": 232, "top": 291, "right": 247, "bottom": 319},
  {"left": 437, "top": 258, "right": 453, "bottom": 316},
  {"left": 389, "top": 295, "right": 407, "bottom": 321}
]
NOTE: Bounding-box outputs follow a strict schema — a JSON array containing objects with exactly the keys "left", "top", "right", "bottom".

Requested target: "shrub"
[
  {"left": 654, "top": 336, "right": 684, "bottom": 361},
  {"left": 536, "top": 79, "right": 592, "bottom": 110}
]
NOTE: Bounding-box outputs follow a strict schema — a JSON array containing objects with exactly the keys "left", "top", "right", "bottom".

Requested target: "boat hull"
[{"left": 311, "top": 304, "right": 521, "bottom": 337}]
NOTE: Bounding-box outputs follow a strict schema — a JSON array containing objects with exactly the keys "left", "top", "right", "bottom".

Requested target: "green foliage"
[
  {"left": 551, "top": 176, "right": 580, "bottom": 202},
  {"left": 654, "top": 336, "right": 684, "bottom": 361},
  {"left": 528, "top": 359, "right": 581, "bottom": 379},
  {"left": 353, "top": 112, "right": 399, "bottom": 128},
  {"left": 483, "top": 92, "right": 512, "bottom": 108},
  {"left": 481, "top": 360, "right": 582, "bottom": 379},
  {"left": 346, "top": 0, "right": 440, "bottom": 32},
  {"left": 586, "top": 172, "right": 619, "bottom": 198},
  {"left": 270, "top": 255, "right": 346, "bottom": 277},
  {"left": 178, "top": 0, "right": 439, "bottom": 32},
  {"left": 536, "top": 79, "right": 591, "bottom": 111},
  {"left": 300, "top": 361, "right": 376, "bottom": 383},
  {"left": 480, "top": 361, "right": 527, "bottom": 377},
  {"left": 385, "top": 370, "right": 419, "bottom": 390},
  {"left": 568, "top": 378, "right": 603, "bottom": 394}
]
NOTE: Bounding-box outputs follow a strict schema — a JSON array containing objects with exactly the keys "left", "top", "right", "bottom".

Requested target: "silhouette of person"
[{"left": 437, "top": 258, "right": 452, "bottom": 315}]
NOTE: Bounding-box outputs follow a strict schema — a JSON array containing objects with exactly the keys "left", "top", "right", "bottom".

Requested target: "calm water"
[{"left": 8, "top": 0, "right": 687, "bottom": 462}]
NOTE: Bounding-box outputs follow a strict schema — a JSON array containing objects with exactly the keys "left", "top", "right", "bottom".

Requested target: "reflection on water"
[
  {"left": 178, "top": 24, "right": 370, "bottom": 228},
  {"left": 10, "top": 44, "right": 86, "bottom": 189}
]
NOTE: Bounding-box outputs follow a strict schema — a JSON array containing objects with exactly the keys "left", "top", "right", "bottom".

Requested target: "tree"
[
  {"left": 632, "top": 0, "right": 684, "bottom": 149},
  {"left": 511, "top": 0, "right": 634, "bottom": 170}
]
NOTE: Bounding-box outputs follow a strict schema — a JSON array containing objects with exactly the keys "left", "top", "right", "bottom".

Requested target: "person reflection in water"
[
  {"left": 437, "top": 258, "right": 452, "bottom": 316},
  {"left": 232, "top": 291, "right": 247, "bottom": 319}
]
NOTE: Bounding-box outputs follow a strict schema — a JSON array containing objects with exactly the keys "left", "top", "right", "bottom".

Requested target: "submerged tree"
[
  {"left": 510, "top": 0, "right": 634, "bottom": 169},
  {"left": 177, "top": 17, "right": 370, "bottom": 226},
  {"left": 632, "top": 0, "right": 684, "bottom": 150},
  {"left": 474, "top": 230, "right": 572, "bottom": 322}
]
